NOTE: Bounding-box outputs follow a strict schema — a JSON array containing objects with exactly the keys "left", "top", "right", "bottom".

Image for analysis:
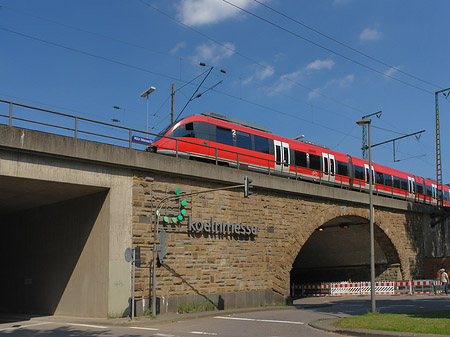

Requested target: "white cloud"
[
  {"left": 308, "top": 74, "right": 355, "bottom": 100},
  {"left": 255, "top": 65, "right": 275, "bottom": 81},
  {"left": 384, "top": 66, "right": 401, "bottom": 78},
  {"left": 306, "top": 59, "right": 335, "bottom": 71},
  {"left": 269, "top": 58, "right": 334, "bottom": 94},
  {"left": 271, "top": 69, "right": 303, "bottom": 94},
  {"left": 170, "top": 42, "right": 186, "bottom": 54},
  {"left": 176, "top": 0, "right": 254, "bottom": 26},
  {"left": 194, "top": 41, "right": 235, "bottom": 63},
  {"left": 308, "top": 88, "right": 321, "bottom": 100},
  {"left": 359, "top": 28, "right": 382, "bottom": 41}
]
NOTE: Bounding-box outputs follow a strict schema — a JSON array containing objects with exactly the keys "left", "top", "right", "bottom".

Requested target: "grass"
[
  {"left": 333, "top": 311, "right": 450, "bottom": 335},
  {"left": 178, "top": 300, "right": 217, "bottom": 314}
]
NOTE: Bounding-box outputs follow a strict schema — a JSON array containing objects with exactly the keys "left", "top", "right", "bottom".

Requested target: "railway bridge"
[{"left": 0, "top": 122, "right": 445, "bottom": 318}]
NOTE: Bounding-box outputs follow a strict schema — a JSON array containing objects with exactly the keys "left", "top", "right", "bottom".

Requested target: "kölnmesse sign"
[{"left": 188, "top": 215, "right": 258, "bottom": 236}]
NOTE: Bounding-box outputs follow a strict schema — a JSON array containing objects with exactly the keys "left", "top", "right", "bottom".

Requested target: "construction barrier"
[{"left": 292, "top": 280, "right": 443, "bottom": 298}]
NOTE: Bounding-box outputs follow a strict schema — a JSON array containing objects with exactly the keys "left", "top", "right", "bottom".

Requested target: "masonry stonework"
[{"left": 131, "top": 171, "right": 424, "bottom": 314}]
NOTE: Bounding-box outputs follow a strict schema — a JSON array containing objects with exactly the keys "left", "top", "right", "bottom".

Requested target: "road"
[{"left": 1, "top": 295, "right": 449, "bottom": 336}]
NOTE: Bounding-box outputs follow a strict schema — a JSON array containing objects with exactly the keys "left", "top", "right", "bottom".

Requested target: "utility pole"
[
  {"left": 435, "top": 88, "right": 450, "bottom": 208},
  {"left": 171, "top": 84, "right": 175, "bottom": 124},
  {"left": 361, "top": 111, "right": 382, "bottom": 160}
]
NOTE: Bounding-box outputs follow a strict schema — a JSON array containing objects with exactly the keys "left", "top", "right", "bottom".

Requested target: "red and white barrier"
[{"left": 293, "top": 280, "right": 442, "bottom": 298}]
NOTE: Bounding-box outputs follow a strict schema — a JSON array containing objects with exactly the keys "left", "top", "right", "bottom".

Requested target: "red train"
[{"left": 151, "top": 111, "right": 449, "bottom": 205}]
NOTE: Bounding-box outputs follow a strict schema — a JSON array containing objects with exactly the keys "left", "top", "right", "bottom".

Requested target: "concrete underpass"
[
  {"left": 0, "top": 176, "right": 110, "bottom": 316},
  {"left": 291, "top": 215, "right": 402, "bottom": 286}
]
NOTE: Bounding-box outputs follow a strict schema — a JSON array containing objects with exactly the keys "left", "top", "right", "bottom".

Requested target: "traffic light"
[
  {"left": 134, "top": 246, "right": 141, "bottom": 268},
  {"left": 244, "top": 176, "right": 253, "bottom": 198}
]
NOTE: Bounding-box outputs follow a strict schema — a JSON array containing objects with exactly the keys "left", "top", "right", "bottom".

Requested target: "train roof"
[{"left": 201, "top": 111, "right": 272, "bottom": 134}]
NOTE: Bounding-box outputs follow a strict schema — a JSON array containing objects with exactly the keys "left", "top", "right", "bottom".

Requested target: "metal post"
[
  {"left": 132, "top": 248, "right": 136, "bottom": 320},
  {"left": 146, "top": 95, "right": 149, "bottom": 138},
  {"left": 368, "top": 122, "right": 376, "bottom": 313},
  {"left": 152, "top": 241, "right": 156, "bottom": 316},
  {"left": 9, "top": 103, "right": 12, "bottom": 126},
  {"left": 75, "top": 117, "right": 78, "bottom": 139}
]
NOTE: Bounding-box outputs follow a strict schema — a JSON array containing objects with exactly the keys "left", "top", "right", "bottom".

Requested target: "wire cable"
[
  {"left": 251, "top": 0, "right": 443, "bottom": 90},
  {"left": 220, "top": 0, "right": 434, "bottom": 94}
]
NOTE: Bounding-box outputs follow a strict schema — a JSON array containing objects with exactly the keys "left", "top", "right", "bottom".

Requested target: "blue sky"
[{"left": 1, "top": 0, "right": 450, "bottom": 182}]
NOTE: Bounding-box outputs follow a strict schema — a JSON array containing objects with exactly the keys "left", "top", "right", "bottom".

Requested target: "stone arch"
[{"left": 280, "top": 204, "right": 411, "bottom": 294}]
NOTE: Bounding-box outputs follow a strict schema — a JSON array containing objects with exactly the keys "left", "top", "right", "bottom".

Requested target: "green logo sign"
[{"left": 156, "top": 188, "right": 187, "bottom": 224}]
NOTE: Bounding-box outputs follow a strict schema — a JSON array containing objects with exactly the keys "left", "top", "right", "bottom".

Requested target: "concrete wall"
[
  {"left": 0, "top": 192, "right": 108, "bottom": 316},
  {"left": 0, "top": 126, "right": 133, "bottom": 317}
]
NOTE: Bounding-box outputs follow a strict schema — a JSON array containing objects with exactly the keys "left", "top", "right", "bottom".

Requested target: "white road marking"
[
  {"left": 154, "top": 333, "right": 176, "bottom": 337},
  {"left": 190, "top": 332, "right": 218, "bottom": 335},
  {"left": 131, "top": 326, "right": 160, "bottom": 331},
  {"left": 64, "top": 323, "right": 108, "bottom": 329},
  {"left": 215, "top": 316, "right": 304, "bottom": 325},
  {"left": 0, "top": 321, "right": 53, "bottom": 332}
]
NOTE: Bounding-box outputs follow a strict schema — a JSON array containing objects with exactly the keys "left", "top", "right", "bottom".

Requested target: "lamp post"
[
  {"left": 140, "top": 86, "right": 156, "bottom": 137},
  {"left": 356, "top": 118, "right": 376, "bottom": 313}
]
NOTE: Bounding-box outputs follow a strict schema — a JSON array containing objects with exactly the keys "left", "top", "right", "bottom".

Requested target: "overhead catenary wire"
[
  {"left": 251, "top": 0, "right": 443, "bottom": 91},
  {"left": 1, "top": 7, "right": 444, "bottom": 172},
  {"left": 220, "top": 0, "right": 435, "bottom": 94}
]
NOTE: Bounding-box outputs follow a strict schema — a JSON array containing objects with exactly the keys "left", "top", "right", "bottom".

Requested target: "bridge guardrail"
[
  {"left": 0, "top": 99, "right": 440, "bottom": 206},
  {"left": 292, "top": 280, "right": 443, "bottom": 298}
]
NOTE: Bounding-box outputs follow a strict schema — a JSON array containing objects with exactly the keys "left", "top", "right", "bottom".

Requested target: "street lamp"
[
  {"left": 140, "top": 86, "right": 156, "bottom": 137},
  {"left": 356, "top": 118, "right": 376, "bottom": 313}
]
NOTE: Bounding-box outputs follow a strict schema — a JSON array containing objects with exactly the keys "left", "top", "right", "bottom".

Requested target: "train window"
[
  {"left": 294, "top": 150, "right": 307, "bottom": 167},
  {"left": 284, "top": 147, "right": 289, "bottom": 166},
  {"left": 393, "top": 176, "right": 401, "bottom": 189},
  {"left": 337, "top": 161, "right": 348, "bottom": 176},
  {"left": 445, "top": 191, "right": 449, "bottom": 201},
  {"left": 354, "top": 166, "right": 364, "bottom": 180},
  {"left": 384, "top": 174, "right": 392, "bottom": 186},
  {"left": 376, "top": 171, "right": 384, "bottom": 184},
  {"left": 309, "top": 154, "right": 321, "bottom": 170},
  {"left": 236, "top": 130, "right": 252, "bottom": 150},
  {"left": 416, "top": 181, "right": 424, "bottom": 195},
  {"left": 254, "top": 135, "right": 270, "bottom": 154},
  {"left": 171, "top": 122, "right": 195, "bottom": 138},
  {"left": 426, "top": 185, "right": 433, "bottom": 197},
  {"left": 400, "top": 178, "right": 408, "bottom": 191},
  {"left": 275, "top": 144, "right": 281, "bottom": 164},
  {"left": 216, "top": 126, "right": 233, "bottom": 146},
  {"left": 194, "top": 121, "right": 213, "bottom": 141}
]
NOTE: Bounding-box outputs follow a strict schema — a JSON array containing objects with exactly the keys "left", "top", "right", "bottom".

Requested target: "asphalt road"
[{"left": 1, "top": 295, "right": 449, "bottom": 337}]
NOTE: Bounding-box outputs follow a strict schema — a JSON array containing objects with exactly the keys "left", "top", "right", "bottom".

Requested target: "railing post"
[
  {"left": 74, "top": 117, "right": 78, "bottom": 139},
  {"left": 215, "top": 148, "right": 218, "bottom": 165},
  {"left": 237, "top": 153, "right": 240, "bottom": 169},
  {"left": 129, "top": 129, "right": 132, "bottom": 149},
  {"left": 9, "top": 103, "right": 12, "bottom": 126},
  {"left": 176, "top": 139, "right": 179, "bottom": 158},
  {"left": 268, "top": 160, "right": 271, "bottom": 175}
]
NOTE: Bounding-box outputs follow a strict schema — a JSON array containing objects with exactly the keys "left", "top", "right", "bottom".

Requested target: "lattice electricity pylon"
[
  {"left": 435, "top": 88, "right": 450, "bottom": 208},
  {"left": 361, "top": 111, "right": 382, "bottom": 160}
]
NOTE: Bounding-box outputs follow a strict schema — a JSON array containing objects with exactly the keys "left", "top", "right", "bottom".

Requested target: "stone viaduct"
[{"left": 0, "top": 123, "right": 446, "bottom": 318}]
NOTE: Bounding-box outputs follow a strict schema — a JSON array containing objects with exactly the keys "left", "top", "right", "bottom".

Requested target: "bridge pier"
[{"left": 0, "top": 124, "right": 444, "bottom": 317}]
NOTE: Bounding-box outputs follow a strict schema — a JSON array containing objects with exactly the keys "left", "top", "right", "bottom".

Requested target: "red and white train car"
[{"left": 151, "top": 111, "right": 449, "bottom": 206}]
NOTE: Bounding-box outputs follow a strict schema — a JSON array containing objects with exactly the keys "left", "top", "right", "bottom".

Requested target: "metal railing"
[{"left": 0, "top": 99, "right": 439, "bottom": 205}]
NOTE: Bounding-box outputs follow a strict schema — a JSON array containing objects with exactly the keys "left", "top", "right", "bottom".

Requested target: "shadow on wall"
[{"left": 0, "top": 191, "right": 108, "bottom": 316}]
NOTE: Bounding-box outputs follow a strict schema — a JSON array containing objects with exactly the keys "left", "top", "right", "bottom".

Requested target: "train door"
[
  {"left": 364, "top": 164, "right": 375, "bottom": 188},
  {"left": 322, "top": 153, "right": 336, "bottom": 183},
  {"left": 408, "top": 177, "right": 415, "bottom": 199},
  {"left": 432, "top": 183, "right": 437, "bottom": 202},
  {"left": 273, "top": 140, "right": 290, "bottom": 173}
]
